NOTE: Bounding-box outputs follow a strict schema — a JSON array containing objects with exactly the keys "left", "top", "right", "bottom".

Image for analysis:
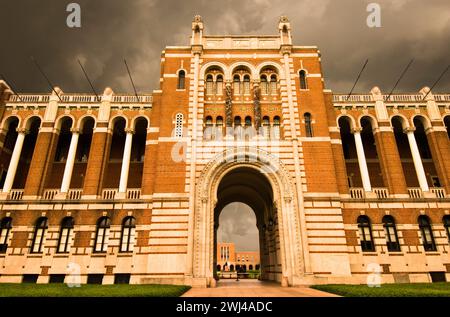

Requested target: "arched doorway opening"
[
  {"left": 216, "top": 202, "right": 260, "bottom": 278},
  {"left": 213, "top": 167, "right": 281, "bottom": 283}
]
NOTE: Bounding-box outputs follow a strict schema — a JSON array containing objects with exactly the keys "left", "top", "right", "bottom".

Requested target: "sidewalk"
[{"left": 182, "top": 280, "right": 339, "bottom": 297}]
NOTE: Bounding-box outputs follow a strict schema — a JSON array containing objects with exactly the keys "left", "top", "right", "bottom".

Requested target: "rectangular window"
[
  {"left": 32, "top": 228, "right": 46, "bottom": 253},
  {"left": 431, "top": 176, "right": 441, "bottom": 187},
  {"left": 114, "top": 274, "right": 131, "bottom": 284},
  {"left": 94, "top": 228, "right": 110, "bottom": 252},
  {"left": 49, "top": 274, "right": 66, "bottom": 283},
  {"left": 22, "top": 274, "right": 39, "bottom": 284},
  {"left": 430, "top": 272, "right": 446, "bottom": 283},
  {"left": 87, "top": 274, "right": 104, "bottom": 285}
]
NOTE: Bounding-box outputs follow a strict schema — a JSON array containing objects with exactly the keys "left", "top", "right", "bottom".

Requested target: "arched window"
[
  {"left": 233, "top": 75, "right": 240, "bottom": 94},
  {"left": 120, "top": 216, "right": 136, "bottom": 252},
  {"left": 270, "top": 75, "right": 277, "bottom": 94},
  {"left": 215, "top": 116, "right": 223, "bottom": 140},
  {"left": 57, "top": 217, "right": 74, "bottom": 253},
  {"left": 418, "top": 215, "right": 436, "bottom": 251},
  {"left": 243, "top": 75, "right": 251, "bottom": 95},
  {"left": 234, "top": 116, "right": 242, "bottom": 140},
  {"left": 94, "top": 216, "right": 111, "bottom": 253},
  {"left": 206, "top": 75, "right": 213, "bottom": 95},
  {"left": 260, "top": 76, "right": 268, "bottom": 94},
  {"left": 262, "top": 116, "right": 270, "bottom": 139},
  {"left": 177, "top": 70, "right": 185, "bottom": 90},
  {"left": 382, "top": 215, "right": 400, "bottom": 252},
  {"left": 0, "top": 217, "right": 12, "bottom": 253},
  {"left": 444, "top": 215, "right": 450, "bottom": 243},
  {"left": 304, "top": 113, "right": 313, "bottom": 137},
  {"left": 216, "top": 75, "right": 223, "bottom": 95},
  {"left": 299, "top": 70, "right": 308, "bottom": 90},
  {"left": 174, "top": 113, "right": 184, "bottom": 138},
  {"left": 217, "top": 264, "right": 221, "bottom": 271},
  {"left": 273, "top": 116, "right": 281, "bottom": 140},
  {"left": 31, "top": 217, "right": 48, "bottom": 253},
  {"left": 204, "top": 116, "right": 213, "bottom": 140},
  {"left": 357, "top": 215, "right": 375, "bottom": 252},
  {"left": 245, "top": 116, "right": 252, "bottom": 127}
]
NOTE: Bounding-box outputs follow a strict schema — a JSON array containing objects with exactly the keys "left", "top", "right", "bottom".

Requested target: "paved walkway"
[{"left": 182, "top": 280, "right": 339, "bottom": 297}]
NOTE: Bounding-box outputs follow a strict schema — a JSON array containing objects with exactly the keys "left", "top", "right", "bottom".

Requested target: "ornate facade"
[{"left": 0, "top": 16, "right": 449, "bottom": 287}]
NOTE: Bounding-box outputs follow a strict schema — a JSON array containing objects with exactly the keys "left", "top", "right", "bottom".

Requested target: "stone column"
[
  {"left": 352, "top": 128, "right": 372, "bottom": 193},
  {"left": 1, "top": 128, "right": 27, "bottom": 194},
  {"left": 405, "top": 127, "right": 429, "bottom": 193},
  {"left": 117, "top": 129, "right": 134, "bottom": 198},
  {"left": 186, "top": 43, "right": 202, "bottom": 282},
  {"left": 59, "top": 129, "right": 80, "bottom": 196}
]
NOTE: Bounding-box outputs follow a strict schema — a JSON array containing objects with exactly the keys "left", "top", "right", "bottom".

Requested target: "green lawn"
[
  {"left": 0, "top": 283, "right": 191, "bottom": 297},
  {"left": 312, "top": 282, "right": 450, "bottom": 297}
]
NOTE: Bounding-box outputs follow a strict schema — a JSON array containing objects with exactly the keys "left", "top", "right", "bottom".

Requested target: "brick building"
[
  {"left": 0, "top": 16, "right": 449, "bottom": 287},
  {"left": 216, "top": 242, "right": 260, "bottom": 272}
]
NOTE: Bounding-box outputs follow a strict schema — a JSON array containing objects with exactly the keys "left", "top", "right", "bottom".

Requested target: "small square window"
[
  {"left": 49, "top": 274, "right": 66, "bottom": 283},
  {"left": 87, "top": 274, "right": 104, "bottom": 285},
  {"left": 114, "top": 274, "right": 131, "bottom": 284},
  {"left": 430, "top": 272, "right": 446, "bottom": 283},
  {"left": 22, "top": 274, "right": 39, "bottom": 283}
]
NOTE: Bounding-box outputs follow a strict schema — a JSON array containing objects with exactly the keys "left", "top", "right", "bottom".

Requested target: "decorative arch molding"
[
  {"left": 256, "top": 62, "right": 285, "bottom": 79},
  {"left": 358, "top": 114, "right": 379, "bottom": 129},
  {"left": 54, "top": 114, "right": 75, "bottom": 131},
  {"left": 0, "top": 115, "right": 21, "bottom": 132},
  {"left": 130, "top": 115, "right": 150, "bottom": 130},
  {"left": 22, "top": 115, "right": 43, "bottom": 130},
  {"left": 76, "top": 114, "right": 97, "bottom": 131},
  {"left": 192, "top": 147, "right": 303, "bottom": 287},
  {"left": 336, "top": 114, "right": 357, "bottom": 130},
  {"left": 199, "top": 62, "right": 228, "bottom": 81},
  {"left": 227, "top": 62, "right": 258, "bottom": 80},
  {"left": 108, "top": 115, "right": 129, "bottom": 130},
  {"left": 390, "top": 114, "right": 411, "bottom": 129},
  {"left": 411, "top": 114, "right": 433, "bottom": 130}
]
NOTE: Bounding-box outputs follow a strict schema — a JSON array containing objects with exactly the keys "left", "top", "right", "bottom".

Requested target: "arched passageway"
[{"left": 213, "top": 167, "right": 281, "bottom": 283}]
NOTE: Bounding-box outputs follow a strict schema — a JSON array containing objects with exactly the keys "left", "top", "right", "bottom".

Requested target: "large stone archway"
[{"left": 192, "top": 147, "right": 305, "bottom": 287}]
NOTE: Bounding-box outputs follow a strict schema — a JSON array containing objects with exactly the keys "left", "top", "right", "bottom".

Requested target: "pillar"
[
  {"left": 117, "top": 129, "right": 134, "bottom": 198},
  {"left": 405, "top": 127, "right": 429, "bottom": 192},
  {"left": 1, "top": 128, "right": 27, "bottom": 194},
  {"left": 352, "top": 128, "right": 372, "bottom": 193},
  {"left": 59, "top": 129, "right": 80, "bottom": 194}
]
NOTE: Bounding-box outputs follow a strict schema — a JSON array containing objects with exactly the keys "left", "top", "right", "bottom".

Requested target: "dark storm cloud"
[{"left": 1, "top": 0, "right": 449, "bottom": 95}]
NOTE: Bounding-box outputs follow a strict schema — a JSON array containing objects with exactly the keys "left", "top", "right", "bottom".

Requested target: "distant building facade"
[
  {"left": 216, "top": 242, "right": 260, "bottom": 272},
  {"left": 0, "top": 15, "right": 449, "bottom": 287}
]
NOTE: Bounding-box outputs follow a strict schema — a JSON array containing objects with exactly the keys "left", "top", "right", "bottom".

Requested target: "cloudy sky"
[
  {"left": 1, "top": 0, "right": 449, "bottom": 251},
  {"left": 218, "top": 203, "right": 259, "bottom": 252},
  {"left": 1, "top": 0, "right": 449, "bottom": 95}
]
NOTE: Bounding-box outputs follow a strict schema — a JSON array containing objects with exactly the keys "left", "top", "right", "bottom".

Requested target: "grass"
[
  {"left": 0, "top": 283, "right": 191, "bottom": 297},
  {"left": 311, "top": 282, "right": 450, "bottom": 297}
]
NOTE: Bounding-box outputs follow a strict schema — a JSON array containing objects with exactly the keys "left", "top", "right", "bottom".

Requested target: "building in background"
[
  {"left": 0, "top": 15, "right": 449, "bottom": 287},
  {"left": 216, "top": 242, "right": 260, "bottom": 272}
]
